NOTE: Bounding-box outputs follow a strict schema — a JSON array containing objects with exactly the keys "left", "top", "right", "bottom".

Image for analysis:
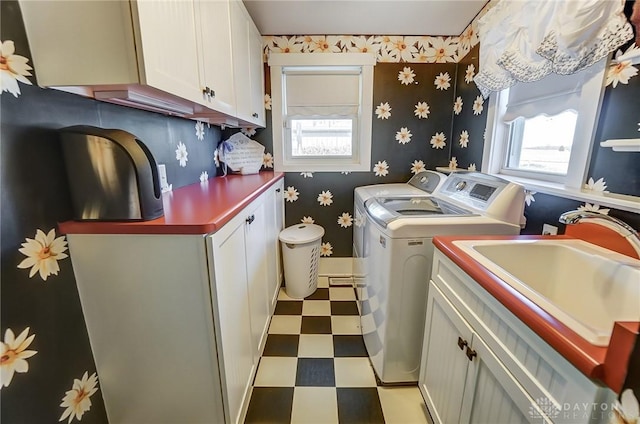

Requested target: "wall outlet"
[
  {"left": 542, "top": 224, "right": 558, "bottom": 235},
  {"left": 157, "top": 164, "right": 171, "bottom": 193}
]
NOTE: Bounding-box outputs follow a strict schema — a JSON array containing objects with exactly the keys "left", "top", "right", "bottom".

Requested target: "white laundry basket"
[{"left": 278, "top": 224, "right": 325, "bottom": 299}]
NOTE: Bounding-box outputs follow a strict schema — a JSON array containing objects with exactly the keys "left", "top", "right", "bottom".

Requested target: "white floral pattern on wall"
[
  {"left": 262, "top": 152, "right": 273, "bottom": 168},
  {"left": 58, "top": 372, "right": 99, "bottom": 423},
  {"left": 337, "top": 213, "right": 353, "bottom": 228},
  {"left": 373, "top": 160, "right": 389, "bottom": 176},
  {"left": 398, "top": 66, "right": 416, "bottom": 85},
  {"left": 453, "top": 97, "right": 463, "bottom": 115},
  {"left": 1, "top": 327, "right": 37, "bottom": 388},
  {"left": 577, "top": 203, "right": 610, "bottom": 215},
  {"left": 395, "top": 127, "right": 412, "bottom": 144},
  {"left": 285, "top": 186, "right": 299, "bottom": 202},
  {"left": 606, "top": 45, "right": 639, "bottom": 88},
  {"left": 175, "top": 141, "right": 188, "bottom": 167},
  {"left": 430, "top": 132, "right": 446, "bottom": 149},
  {"left": 320, "top": 242, "right": 333, "bottom": 257},
  {"left": 465, "top": 64, "right": 476, "bottom": 83},
  {"left": 17, "top": 229, "right": 68, "bottom": 281},
  {"left": 434, "top": 72, "right": 451, "bottom": 90},
  {"left": 263, "top": 34, "right": 477, "bottom": 64},
  {"left": 375, "top": 102, "right": 392, "bottom": 119},
  {"left": 459, "top": 130, "right": 469, "bottom": 148},
  {"left": 241, "top": 127, "right": 256, "bottom": 137},
  {"left": 195, "top": 121, "right": 205, "bottom": 141},
  {"left": 0, "top": 39, "right": 32, "bottom": 97},
  {"left": 414, "top": 101, "right": 430, "bottom": 119},
  {"left": 611, "top": 388, "right": 640, "bottom": 424},
  {"left": 317, "top": 190, "right": 333, "bottom": 206},
  {"left": 584, "top": 177, "right": 608, "bottom": 193},
  {"left": 472, "top": 95, "right": 484, "bottom": 115},
  {"left": 524, "top": 191, "right": 536, "bottom": 207},
  {"left": 411, "top": 160, "right": 426, "bottom": 174}
]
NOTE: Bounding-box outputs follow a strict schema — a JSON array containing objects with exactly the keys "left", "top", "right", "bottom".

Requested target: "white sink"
[{"left": 453, "top": 239, "right": 640, "bottom": 346}]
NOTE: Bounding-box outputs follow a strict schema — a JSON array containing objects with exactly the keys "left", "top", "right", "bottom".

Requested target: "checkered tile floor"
[{"left": 245, "top": 277, "right": 431, "bottom": 424}]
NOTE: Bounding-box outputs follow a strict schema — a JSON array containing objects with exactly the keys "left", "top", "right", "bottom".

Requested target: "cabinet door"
[
  {"left": 245, "top": 199, "right": 271, "bottom": 363},
  {"left": 194, "top": 0, "right": 236, "bottom": 115},
  {"left": 210, "top": 226, "right": 254, "bottom": 424},
  {"left": 248, "top": 19, "right": 266, "bottom": 126},
  {"left": 461, "top": 335, "right": 552, "bottom": 424},
  {"left": 265, "top": 181, "right": 285, "bottom": 313},
  {"left": 419, "top": 282, "right": 475, "bottom": 424},
  {"left": 133, "top": 0, "right": 201, "bottom": 102},
  {"left": 230, "top": 0, "right": 252, "bottom": 123},
  {"left": 274, "top": 181, "right": 285, "bottom": 295},
  {"left": 230, "top": 0, "right": 265, "bottom": 126}
]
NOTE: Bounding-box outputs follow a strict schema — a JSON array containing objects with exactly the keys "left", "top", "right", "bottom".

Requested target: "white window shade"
[
  {"left": 502, "top": 71, "right": 585, "bottom": 122},
  {"left": 284, "top": 70, "right": 361, "bottom": 116}
]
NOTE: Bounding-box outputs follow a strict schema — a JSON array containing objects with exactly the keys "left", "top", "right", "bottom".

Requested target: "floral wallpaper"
[
  {"left": 250, "top": 6, "right": 640, "bottom": 410},
  {"left": 1, "top": 2, "right": 220, "bottom": 422},
  {"left": 2, "top": 0, "right": 639, "bottom": 420},
  {"left": 262, "top": 33, "right": 478, "bottom": 64},
  {"left": 251, "top": 60, "right": 463, "bottom": 257}
]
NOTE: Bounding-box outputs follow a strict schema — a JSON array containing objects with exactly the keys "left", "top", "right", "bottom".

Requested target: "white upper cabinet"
[
  {"left": 193, "top": 0, "right": 237, "bottom": 117},
  {"left": 19, "top": 0, "right": 261, "bottom": 126},
  {"left": 248, "top": 21, "right": 266, "bottom": 126},
  {"left": 231, "top": 0, "right": 266, "bottom": 127},
  {"left": 133, "top": 0, "right": 202, "bottom": 104}
]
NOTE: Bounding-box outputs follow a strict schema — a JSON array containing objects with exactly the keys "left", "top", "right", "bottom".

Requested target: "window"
[
  {"left": 484, "top": 60, "right": 607, "bottom": 190},
  {"left": 269, "top": 53, "right": 375, "bottom": 172},
  {"left": 504, "top": 111, "right": 578, "bottom": 178}
]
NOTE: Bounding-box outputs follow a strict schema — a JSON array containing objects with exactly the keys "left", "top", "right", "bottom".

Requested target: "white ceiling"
[{"left": 243, "top": 0, "right": 488, "bottom": 36}]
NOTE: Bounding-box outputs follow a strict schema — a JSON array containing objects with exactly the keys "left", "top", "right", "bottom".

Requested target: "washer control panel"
[
  {"left": 439, "top": 173, "right": 508, "bottom": 210},
  {"left": 408, "top": 170, "right": 446, "bottom": 194}
]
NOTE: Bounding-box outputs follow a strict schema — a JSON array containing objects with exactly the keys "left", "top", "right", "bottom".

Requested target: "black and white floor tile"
[{"left": 245, "top": 277, "right": 431, "bottom": 424}]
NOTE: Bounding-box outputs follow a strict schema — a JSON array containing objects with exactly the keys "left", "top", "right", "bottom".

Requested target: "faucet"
[{"left": 559, "top": 210, "right": 640, "bottom": 257}]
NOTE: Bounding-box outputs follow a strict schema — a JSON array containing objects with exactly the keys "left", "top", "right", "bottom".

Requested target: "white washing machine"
[
  {"left": 358, "top": 172, "right": 525, "bottom": 384},
  {"left": 353, "top": 171, "right": 448, "bottom": 310}
]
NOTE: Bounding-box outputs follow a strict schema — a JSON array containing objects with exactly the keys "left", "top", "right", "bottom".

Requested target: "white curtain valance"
[{"left": 475, "top": 0, "right": 633, "bottom": 98}]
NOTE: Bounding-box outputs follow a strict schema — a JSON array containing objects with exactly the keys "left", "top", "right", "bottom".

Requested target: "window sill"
[{"left": 490, "top": 174, "right": 640, "bottom": 214}]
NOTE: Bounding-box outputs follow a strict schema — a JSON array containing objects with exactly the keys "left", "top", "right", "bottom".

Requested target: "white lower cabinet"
[
  {"left": 420, "top": 251, "right": 616, "bottom": 424},
  {"left": 66, "top": 185, "right": 282, "bottom": 424},
  {"left": 264, "top": 180, "right": 285, "bottom": 313},
  {"left": 422, "top": 283, "right": 545, "bottom": 424}
]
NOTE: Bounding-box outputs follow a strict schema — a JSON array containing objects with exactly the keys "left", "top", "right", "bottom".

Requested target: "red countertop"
[
  {"left": 58, "top": 172, "right": 284, "bottom": 235},
  {"left": 433, "top": 234, "right": 639, "bottom": 394}
]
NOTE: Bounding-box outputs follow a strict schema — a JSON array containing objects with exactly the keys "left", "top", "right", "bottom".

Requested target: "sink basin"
[{"left": 453, "top": 239, "right": 640, "bottom": 346}]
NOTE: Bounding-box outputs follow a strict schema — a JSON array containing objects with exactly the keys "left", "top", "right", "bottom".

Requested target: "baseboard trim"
[{"left": 319, "top": 257, "right": 353, "bottom": 277}]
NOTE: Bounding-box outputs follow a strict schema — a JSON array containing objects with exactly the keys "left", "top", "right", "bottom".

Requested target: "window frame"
[
  {"left": 269, "top": 53, "right": 375, "bottom": 172},
  {"left": 483, "top": 59, "right": 607, "bottom": 192}
]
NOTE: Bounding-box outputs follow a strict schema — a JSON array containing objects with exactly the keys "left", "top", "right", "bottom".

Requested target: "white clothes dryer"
[{"left": 358, "top": 172, "right": 525, "bottom": 384}]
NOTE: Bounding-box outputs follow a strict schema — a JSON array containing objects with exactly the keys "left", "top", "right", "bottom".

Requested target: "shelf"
[{"left": 600, "top": 138, "right": 640, "bottom": 152}]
